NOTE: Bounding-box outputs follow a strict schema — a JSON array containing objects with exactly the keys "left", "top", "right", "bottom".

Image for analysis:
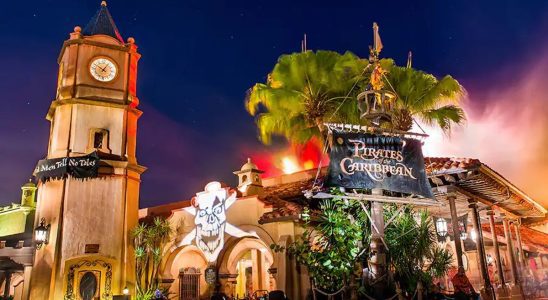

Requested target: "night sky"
[{"left": 1, "top": 1, "right": 548, "bottom": 208}]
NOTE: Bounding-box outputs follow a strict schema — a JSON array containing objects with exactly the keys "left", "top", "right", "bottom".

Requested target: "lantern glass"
[
  {"left": 435, "top": 218, "right": 448, "bottom": 237},
  {"left": 34, "top": 218, "right": 49, "bottom": 248},
  {"left": 486, "top": 254, "right": 494, "bottom": 265},
  {"left": 470, "top": 229, "right": 477, "bottom": 241}
]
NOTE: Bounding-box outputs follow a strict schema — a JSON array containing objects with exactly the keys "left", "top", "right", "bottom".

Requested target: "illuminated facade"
[
  {"left": 0, "top": 181, "right": 36, "bottom": 299},
  {"left": 29, "top": 2, "right": 144, "bottom": 299},
  {"left": 139, "top": 158, "right": 548, "bottom": 300},
  {"left": 4, "top": 2, "right": 546, "bottom": 300}
]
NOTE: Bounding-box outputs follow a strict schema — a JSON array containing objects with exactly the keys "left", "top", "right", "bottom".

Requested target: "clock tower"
[{"left": 30, "top": 2, "right": 145, "bottom": 299}]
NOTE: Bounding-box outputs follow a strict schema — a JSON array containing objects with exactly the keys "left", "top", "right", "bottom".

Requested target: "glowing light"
[
  {"left": 470, "top": 229, "right": 477, "bottom": 241},
  {"left": 303, "top": 160, "right": 314, "bottom": 170},
  {"left": 122, "top": 287, "right": 129, "bottom": 295},
  {"left": 282, "top": 156, "right": 300, "bottom": 174}
]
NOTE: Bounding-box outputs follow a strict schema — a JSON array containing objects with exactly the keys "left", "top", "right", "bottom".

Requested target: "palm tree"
[
  {"left": 384, "top": 207, "right": 453, "bottom": 295},
  {"left": 381, "top": 61, "right": 466, "bottom": 133},
  {"left": 245, "top": 50, "right": 369, "bottom": 144},
  {"left": 133, "top": 217, "right": 173, "bottom": 300}
]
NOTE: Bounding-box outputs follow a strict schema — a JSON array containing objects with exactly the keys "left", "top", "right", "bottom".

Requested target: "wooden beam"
[{"left": 453, "top": 186, "right": 520, "bottom": 219}]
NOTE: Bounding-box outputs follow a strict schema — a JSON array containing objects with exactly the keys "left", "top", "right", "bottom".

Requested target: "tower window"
[
  {"left": 88, "top": 128, "right": 110, "bottom": 153},
  {"left": 93, "top": 132, "right": 104, "bottom": 148}
]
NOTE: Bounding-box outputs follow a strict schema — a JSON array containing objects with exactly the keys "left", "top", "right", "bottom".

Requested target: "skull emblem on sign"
[{"left": 179, "top": 181, "right": 258, "bottom": 262}]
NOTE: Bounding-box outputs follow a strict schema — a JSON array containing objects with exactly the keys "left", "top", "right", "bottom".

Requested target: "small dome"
[
  {"left": 22, "top": 179, "right": 36, "bottom": 188},
  {"left": 240, "top": 158, "right": 258, "bottom": 171}
]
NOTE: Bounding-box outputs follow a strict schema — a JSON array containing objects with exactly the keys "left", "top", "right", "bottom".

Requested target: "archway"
[
  {"left": 163, "top": 245, "right": 209, "bottom": 299},
  {"left": 219, "top": 237, "right": 275, "bottom": 298}
]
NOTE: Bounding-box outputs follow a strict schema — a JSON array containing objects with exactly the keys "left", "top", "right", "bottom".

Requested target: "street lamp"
[
  {"left": 435, "top": 218, "right": 448, "bottom": 237},
  {"left": 34, "top": 218, "right": 50, "bottom": 249}
]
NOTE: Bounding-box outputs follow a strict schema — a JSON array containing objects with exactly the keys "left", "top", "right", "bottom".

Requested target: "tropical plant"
[
  {"left": 384, "top": 206, "right": 453, "bottom": 294},
  {"left": 246, "top": 50, "right": 369, "bottom": 145},
  {"left": 272, "top": 194, "right": 370, "bottom": 296},
  {"left": 133, "top": 217, "right": 173, "bottom": 300},
  {"left": 381, "top": 61, "right": 466, "bottom": 132}
]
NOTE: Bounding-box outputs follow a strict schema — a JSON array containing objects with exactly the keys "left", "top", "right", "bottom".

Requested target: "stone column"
[
  {"left": 502, "top": 215, "right": 523, "bottom": 299},
  {"left": 486, "top": 209, "right": 506, "bottom": 289},
  {"left": 468, "top": 200, "right": 494, "bottom": 299},
  {"left": 448, "top": 194, "right": 464, "bottom": 269}
]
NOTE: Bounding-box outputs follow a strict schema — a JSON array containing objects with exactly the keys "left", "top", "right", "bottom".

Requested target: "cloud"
[{"left": 422, "top": 54, "right": 548, "bottom": 208}]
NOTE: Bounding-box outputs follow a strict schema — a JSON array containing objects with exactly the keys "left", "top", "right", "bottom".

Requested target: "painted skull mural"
[{"left": 179, "top": 182, "right": 257, "bottom": 262}]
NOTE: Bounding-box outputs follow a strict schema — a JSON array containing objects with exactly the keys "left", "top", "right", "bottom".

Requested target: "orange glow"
[{"left": 282, "top": 156, "right": 301, "bottom": 174}]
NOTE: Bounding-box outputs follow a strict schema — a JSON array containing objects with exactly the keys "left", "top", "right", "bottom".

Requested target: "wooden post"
[
  {"left": 368, "top": 188, "right": 387, "bottom": 298},
  {"left": 502, "top": 216, "right": 519, "bottom": 285},
  {"left": 3, "top": 271, "right": 12, "bottom": 299},
  {"left": 448, "top": 194, "right": 464, "bottom": 269},
  {"left": 502, "top": 215, "right": 524, "bottom": 299},
  {"left": 468, "top": 200, "right": 494, "bottom": 299},
  {"left": 486, "top": 209, "right": 507, "bottom": 291},
  {"left": 512, "top": 220, "right": 526, "bottom": 268}
]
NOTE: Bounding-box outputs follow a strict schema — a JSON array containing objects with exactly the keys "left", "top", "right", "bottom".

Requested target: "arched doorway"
[
  {"left": 163, "top": 245, "right": 209, "bottom": 299},
  {"left": 221, "top": 237, "right": 275, "bottom": 298}
]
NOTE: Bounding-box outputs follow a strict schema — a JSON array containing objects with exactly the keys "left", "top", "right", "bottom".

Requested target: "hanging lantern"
[
  {"left": 34, "top": 218, "right": 50, "bottom": 249},
  {"left": 470, "top": 229, "right": 477, "bottom": 241},
  {"left": 486, "top": 254, "right": 494, "bottom": 265},
  {"left": 435, "top": 218, "right": 448, "bottom": 237},
  {"left": 460, "top": 231, "right": 468, "bottom": 240}
]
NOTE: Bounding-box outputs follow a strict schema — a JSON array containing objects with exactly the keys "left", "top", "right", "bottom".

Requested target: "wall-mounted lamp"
[
  {"left": 460, "top": 231, "right": 468, "bottom": 240},
  {"left": 34, "top": 218, "right": 50, "bottom": 249},
  {"left": 122, "top": 286, "right": 129, "bottom": 295}
]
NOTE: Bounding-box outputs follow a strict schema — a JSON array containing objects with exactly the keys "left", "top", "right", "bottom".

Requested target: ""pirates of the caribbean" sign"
[
  {"left": 34, "top": 152, "right": 100, "bottom": 182},
  {"left": 327, "top": 132, "right": 433, "bottom": 198}
]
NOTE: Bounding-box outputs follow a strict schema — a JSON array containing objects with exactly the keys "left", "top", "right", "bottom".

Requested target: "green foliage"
[
  {"left": 245, "top": 51, "right": 466, "bottom": 146},
  {"left": 133, "top": 217, "right": 173, "bottom": 300},
  {"left": 382, "top": 62, "right": 466, "bottom": 132},
  {"left": 272, "top": 194, "right": 370, "bottom": 292},
  {"left": 384, "top": 206, "right": 453, "bottom": 293},
  {"left": 246, "top": 50, "right": 369, "bottom": 144}
]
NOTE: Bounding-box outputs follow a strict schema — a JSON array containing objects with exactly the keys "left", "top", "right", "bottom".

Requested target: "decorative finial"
[
  {"left": 247, "top": 158, "right": 251, "bottom": 163},
  {"left": 127, "top": 37, "right": 135, "bottom": 44},
  {"left": 101, "top": 1, "right": 107, "bottom": 6},
  {"left": 74, "top": 26, "right": 81, "bottom": 33}
]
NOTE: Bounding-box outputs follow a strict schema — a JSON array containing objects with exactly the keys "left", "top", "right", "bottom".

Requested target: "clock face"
[{"left": 89, "top": 57, "right": 117, "bottom": 82}]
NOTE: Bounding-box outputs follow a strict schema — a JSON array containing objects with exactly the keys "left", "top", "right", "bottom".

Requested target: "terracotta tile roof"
[
  {"left": 425, "top": 157, "right": 481, "bottom": 175},
  {"left": 258, "top": 198, "right": 304, "bottom": 224},
  {"left": 482, "top": 223, "right": 548, "bottom": 254}
]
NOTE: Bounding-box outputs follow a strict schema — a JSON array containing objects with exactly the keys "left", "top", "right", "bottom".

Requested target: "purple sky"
[{"left": 1, "top": 1, "right": 548, "bottom": 208}]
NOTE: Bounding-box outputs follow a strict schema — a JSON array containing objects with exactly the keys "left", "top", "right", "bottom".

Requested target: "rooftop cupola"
[{"left": 234, "top": 158, "right": 264, "bottom": 196}]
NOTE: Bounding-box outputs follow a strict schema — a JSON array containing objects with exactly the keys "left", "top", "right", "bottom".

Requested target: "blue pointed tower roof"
[{"left": 83, "top": 1, "right": 124, "bottom": 43}]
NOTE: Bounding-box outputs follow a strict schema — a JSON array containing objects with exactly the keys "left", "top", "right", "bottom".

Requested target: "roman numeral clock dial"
[{"left": 89, "top": 57, "right": 117, "bottom": 82}]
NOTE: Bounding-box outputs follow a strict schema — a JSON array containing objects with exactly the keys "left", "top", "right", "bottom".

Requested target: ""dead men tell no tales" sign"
[{"left": 327, "top": 132, "right": 434, "bottom": 199}]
